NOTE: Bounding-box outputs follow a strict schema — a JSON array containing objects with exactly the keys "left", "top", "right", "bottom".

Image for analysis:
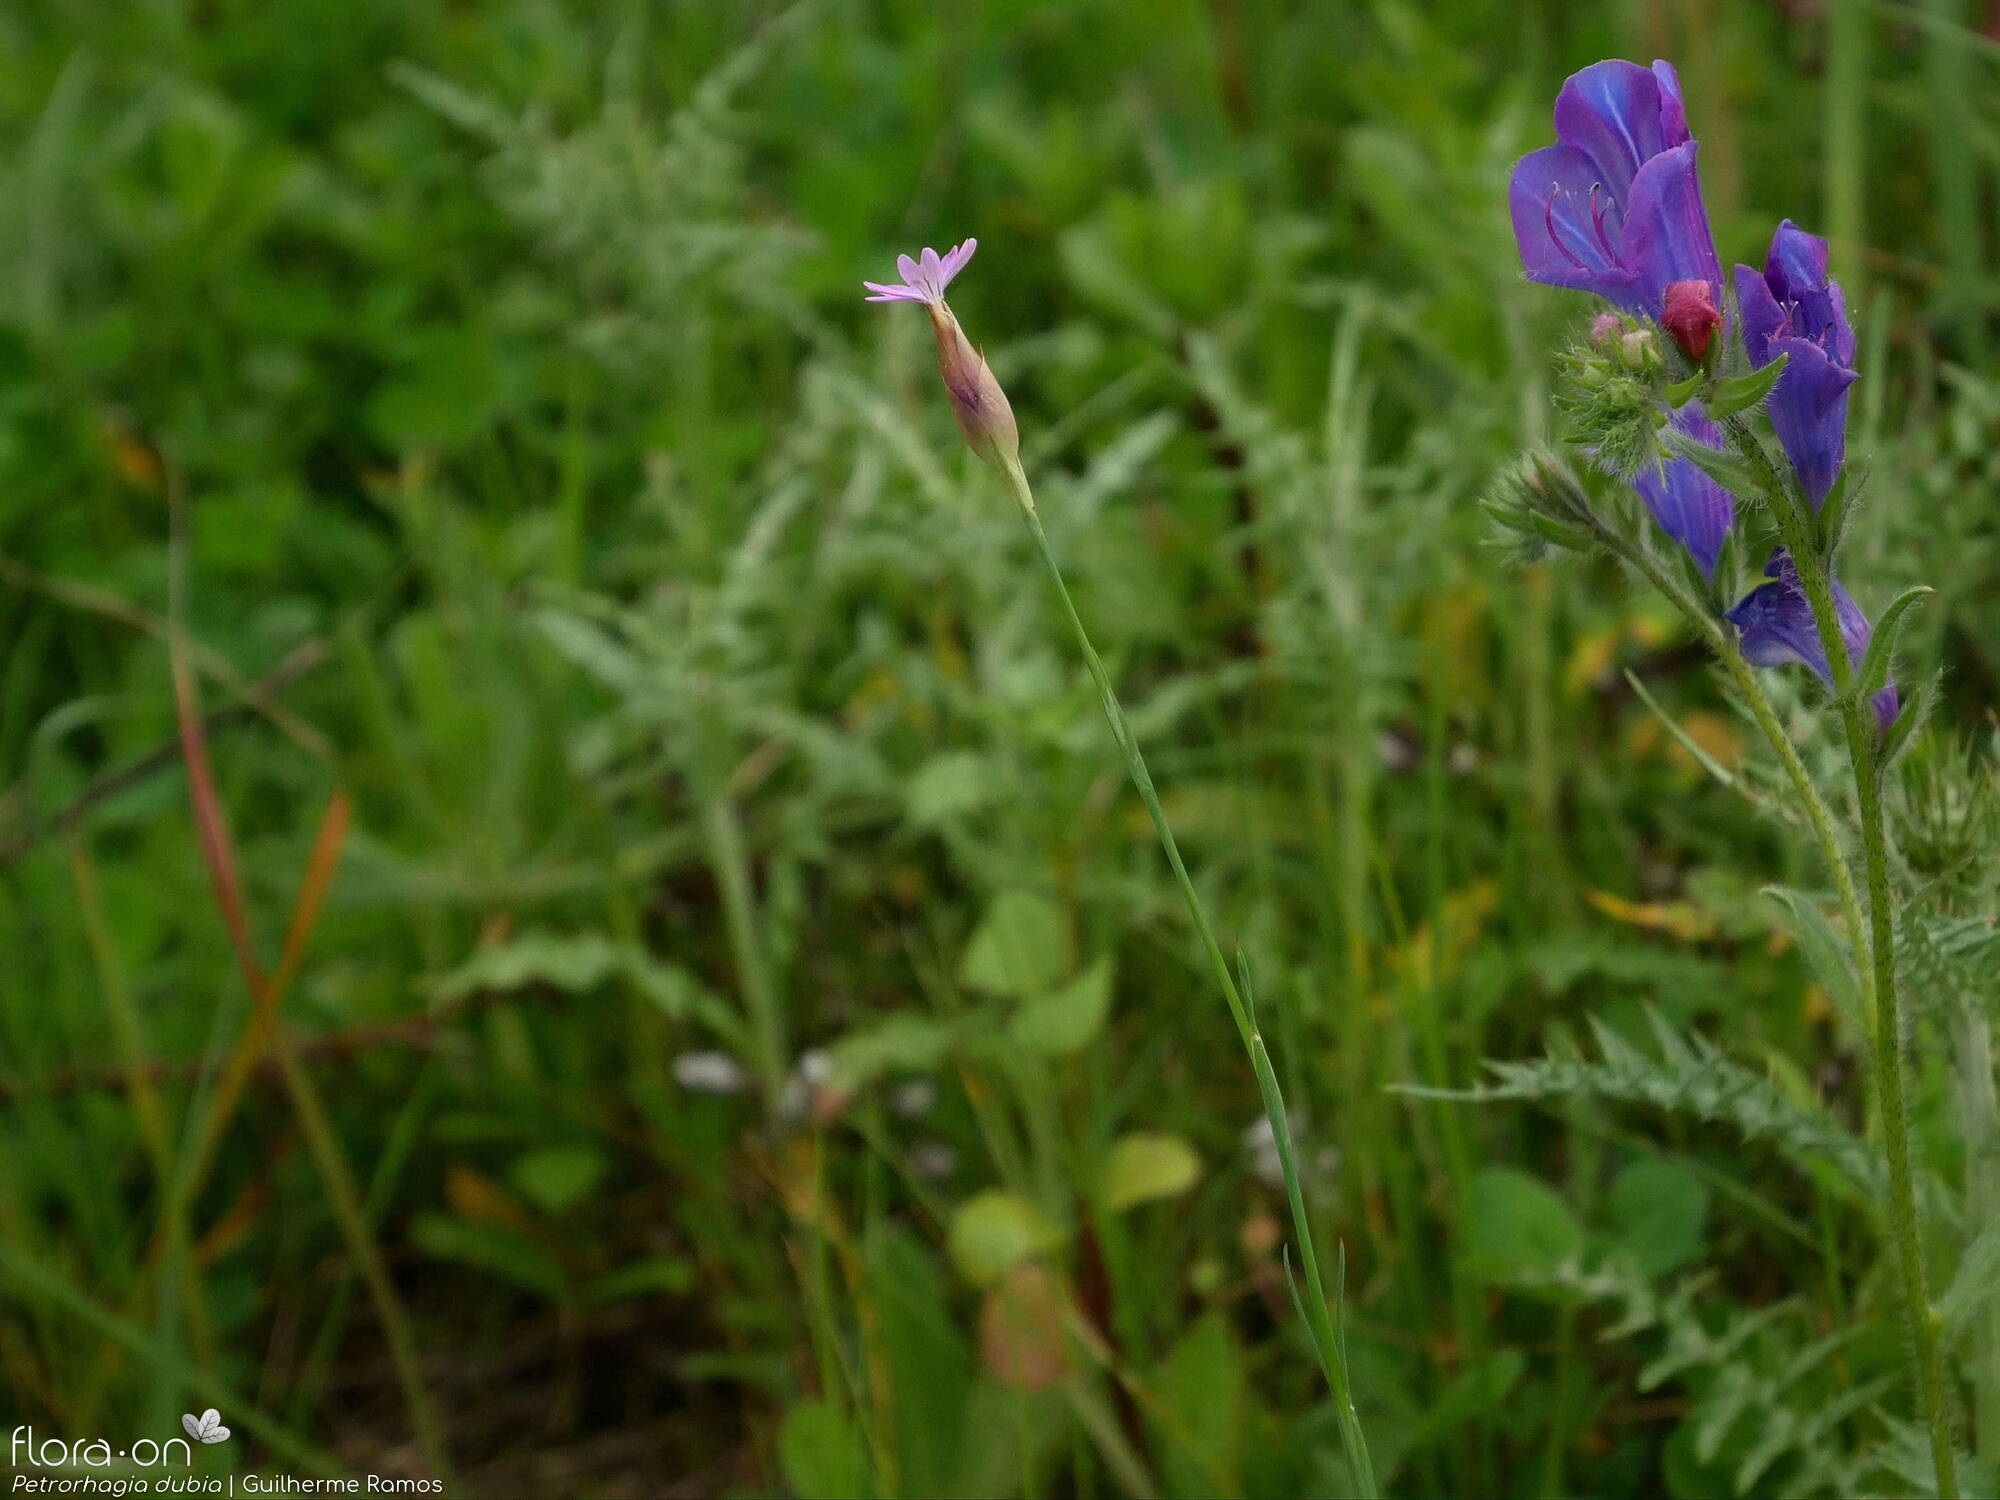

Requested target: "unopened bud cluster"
[
  {"left": 1481, "top": 448, "right": 1600, "bottom": 562},
  {"left": 1554, "top": 316, "right": 1667, "bottom": 478}
]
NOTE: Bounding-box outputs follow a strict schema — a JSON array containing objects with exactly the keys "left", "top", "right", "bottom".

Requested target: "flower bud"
[
  {"left": 1517, "top": 448, "right": 1595, "bottom": 525},
  {"left": 1589, "top": 312, "right": 1624, "bottom": 347},
  {"left": 1618, "top": 329, "right": 1657, "bottom": 373},
  {"left": 1481, "top": 447, "right": 1599, "bottom": 562},
  {"left": 1661, "top": 279, "right": 1721, "bottom": 363},
  {"left": 927, "top": 302, "right": 1019, "bottom": 472}
]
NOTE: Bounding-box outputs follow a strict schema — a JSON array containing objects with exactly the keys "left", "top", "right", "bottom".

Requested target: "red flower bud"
[{"left": 1662, "top": 280, "right": 1721, "bottom": 363}]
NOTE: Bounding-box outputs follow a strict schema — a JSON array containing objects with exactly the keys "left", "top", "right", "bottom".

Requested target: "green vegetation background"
[{"left": 2, "top": 0, "right": 1995, "bottom": 1494}]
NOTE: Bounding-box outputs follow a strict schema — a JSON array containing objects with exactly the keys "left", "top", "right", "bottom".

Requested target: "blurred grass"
[{"left": 0, "top": 0, "right": 1995, "bottom": 1495}]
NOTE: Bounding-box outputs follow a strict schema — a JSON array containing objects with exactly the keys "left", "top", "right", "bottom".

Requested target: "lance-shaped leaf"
[
  {"left": 1702, "top": 352, "right": 1788, "bottom": 418},
  {"left": 1625, "top": 670, "right": 1735, "bottom": 789},
  {"left": 1938, "top": 1223, "right": 2000, "bottom": 1338},
  {"left": 1664, "top": 371, "right": 1705, "bottom": 408},
  {"left": 1880, "top": 670, "right": 1940, "bottom": 767},
  {"left": 1663, "top": 425, "right": 1762, "bottom": 498},
  {"left": 1849, "top": 585, "right": 1931, "bottom": 704},
  {"left": 1815, "top": 463, "right": 1862, "bottom": 555},
  {"left": 1763, "top": 887, "right": 1862, "bottom": 1028}
]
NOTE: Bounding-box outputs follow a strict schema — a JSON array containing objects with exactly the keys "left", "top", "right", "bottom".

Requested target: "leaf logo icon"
[{"left": 181, "top": 1410, "right": 231, "bottom": 1444}]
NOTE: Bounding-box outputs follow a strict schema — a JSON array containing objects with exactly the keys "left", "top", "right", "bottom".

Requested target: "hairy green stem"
[
  {"left": 999, "top": 454, "right": 1376, "bottom": 1497},
  {"left": 1717, "top": 414, "right": 1958, "bottom": 1498},
  {"left": 1584, "top": 518, "right": 1868, "bottom": 970},
  {"left": 1847, "top": 698, "right": 1957, "bottom": 1498}
]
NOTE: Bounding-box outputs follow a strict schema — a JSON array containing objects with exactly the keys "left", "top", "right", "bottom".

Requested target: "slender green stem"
[
  {"left": 1715, "top": 649, "right": 1870, "bottom": 954},
  {"left": 1583, "top": 518, "right": 1868, "bottom": 968},
  {"left": 999, "top": 455, "right": 1377, "bottom": 1497},
  {"left": 701, "top": 793, "right": 789, "bottom": 1118},
  {"left": 272, "top": 1031, "right": 455, "bottom": 1480},
  {"left": 1716, "top": 415, "right": 1959, "bottom": 1498}
]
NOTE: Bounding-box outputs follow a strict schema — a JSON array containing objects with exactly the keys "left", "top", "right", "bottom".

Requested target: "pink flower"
[
  {"left": 864, "top": 238, "right": 1018, "bottom": 471},
  {"left": 863, "top": 240, "right": 978, "bottom": 304}
]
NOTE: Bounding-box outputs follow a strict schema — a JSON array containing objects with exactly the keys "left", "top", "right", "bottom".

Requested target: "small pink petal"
[
  {"left": 919, "top": 246, "right": 943, "bottom": 285},
  {"left": 941, "top": 239, "right": 977, "bottom": 284},
  {"left": 896, "top": 253, "right": 921, "bottom": 286}
]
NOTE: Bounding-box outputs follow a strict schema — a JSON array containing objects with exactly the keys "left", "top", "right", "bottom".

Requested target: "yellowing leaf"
[
  {"left": 1671, "top": 711, "right": 1742, "bottom": 773},
  {"left": 1394, "top": 879, "right": 1499, "bottom": 989},
  {"left": 1586, "top": 889, "right": 1714, "bottom": 942},
  {"left": 1564, "top": 628, "right": 1623, "bottom": 697}
]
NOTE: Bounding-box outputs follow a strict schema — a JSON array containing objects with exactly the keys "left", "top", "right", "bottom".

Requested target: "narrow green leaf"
[
  {"left": 1939, "top": 1223, "right": 2000, "bottom": 1338},
  {"left": 1816, "top": 464, "right": 1859, "bottom": 554},
  {"left": 1662, "top": 428, "right": 1762, "bottom": 497},
  {"left": 1852, "top": 585, "right": 1931, "bottom": 702},
  {"left": 1762, "top": 887, "right": 1863, "bottom": 1028},
  {"left": 1280, "top": 1248, "right": 1339, "bottom": 1393},
  {"left": 1625, "top": 670, "right": 1734, "bottom": 788},
  {"left": 1704, "top": 353, "right": 1789, "bottom": 418},
  {"left": 1526, "top": 508, "right": 1597, "bottom": 552},
  {"left": 1880, "top": 670, "right": 1940, "bottom": 767},
  {"left": 1665, "top": 371, "right": 1705, "bottom": 408}
]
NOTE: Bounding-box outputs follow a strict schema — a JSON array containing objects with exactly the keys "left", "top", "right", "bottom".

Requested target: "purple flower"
[
  {"left": 1732, "top": 221, "right": 1857, "bottom": 507},
  {"left": 863, "top": 240, "right": 977, "bottom": 304},
  {"left": 1633, "top": 405, "right": 1734, "bottom": 576},
  {"left": 1509, "top": 60, "right": 1723, "bottom": 324},
  {"left": 1727, "top": 549, "right": 1899, "bottom": 730}
]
